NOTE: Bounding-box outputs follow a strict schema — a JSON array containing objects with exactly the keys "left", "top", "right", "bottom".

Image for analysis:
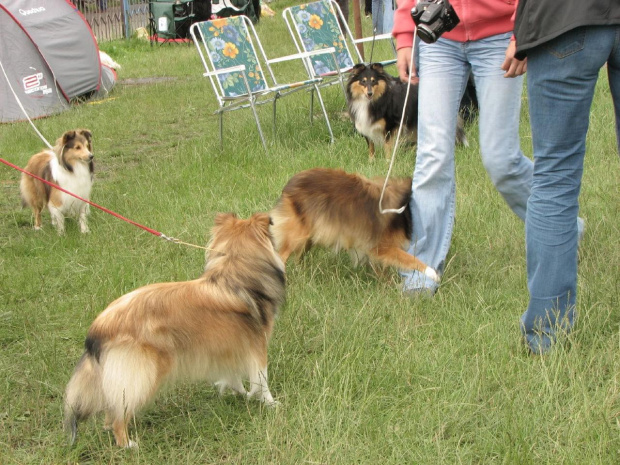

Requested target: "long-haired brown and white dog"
[
  {"left": 20, "top": 129, "right": 94, "bottom": 234},
  {"left": 270, "top": 168, "right": 439, "bottom": 282},
  {"left": 64, "top": 212, "right": 286, "bottom": 448}
]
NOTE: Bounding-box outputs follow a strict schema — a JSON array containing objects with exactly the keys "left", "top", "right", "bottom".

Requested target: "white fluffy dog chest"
[
  {"left": 349, "top": 100, "right": 385, "bottom": 144},
  {"left": 49, "top": 154, "right": 92, "bottom": 213}
]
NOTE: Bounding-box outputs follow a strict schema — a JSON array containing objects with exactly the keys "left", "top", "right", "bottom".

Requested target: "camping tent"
[{"left": 0, "top": 0, "right": 116, "bottom": 123}]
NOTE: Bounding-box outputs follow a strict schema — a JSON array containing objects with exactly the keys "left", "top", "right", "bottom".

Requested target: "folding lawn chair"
[
  {"left": 190, "top": 16, "right": 336, "bottom": 151},
  {"left": 282, "top": 0, "right": 397, "bottom": 97}
]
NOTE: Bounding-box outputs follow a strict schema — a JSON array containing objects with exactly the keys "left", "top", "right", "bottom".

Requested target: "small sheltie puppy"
[
  {"left": 64, "top": 212, "right": 286, "bottom": 448},
  {"left": 270, "top": 168, "right": 439, "bottom": 282},
  {"left": 20, "top": 129, "right": 94, "bottom": 234},
  {"left": 346, "top": 63, "right": 468, "bottom": 160}
]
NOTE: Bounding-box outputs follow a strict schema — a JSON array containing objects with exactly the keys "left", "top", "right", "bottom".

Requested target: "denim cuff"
[{"left": 402, "top": 270, "right": 440, "bottom": 294}]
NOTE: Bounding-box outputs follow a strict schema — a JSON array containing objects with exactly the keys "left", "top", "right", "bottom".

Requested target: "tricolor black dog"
[{"left": 346, "top": 63, "right": 469, "bottom": 160}]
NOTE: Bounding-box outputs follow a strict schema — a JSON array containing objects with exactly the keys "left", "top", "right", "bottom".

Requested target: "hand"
[
  {"left": 501, "top": 40, "right": 527, "bottom": 78},
  {"left": 397, "top": 47, "right": 419, "bottom": 85}
]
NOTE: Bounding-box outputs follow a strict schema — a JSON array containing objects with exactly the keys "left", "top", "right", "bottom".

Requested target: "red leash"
[{"left": 1, "top": 157, "right": 207, "bottom": 249}]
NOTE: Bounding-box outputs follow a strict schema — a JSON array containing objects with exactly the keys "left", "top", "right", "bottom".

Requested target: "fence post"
[{"left": 122, "top": 0, "right": 130, "bottom": 38}]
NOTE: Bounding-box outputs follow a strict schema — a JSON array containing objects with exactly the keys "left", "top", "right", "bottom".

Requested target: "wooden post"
[{"left": 351, "top": 0, "right": 364, "bottom": 60}]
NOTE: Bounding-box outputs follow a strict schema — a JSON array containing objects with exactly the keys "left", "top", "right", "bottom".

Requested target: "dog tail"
[
  {"left": 19, "top": 174, "right": 31, "bottom": 209},
  {"left": 456, "top": 114, "right": 469, "bottom": 147},
  {"left": 64, "top": 352, "right": 105, "bottom": 445}
]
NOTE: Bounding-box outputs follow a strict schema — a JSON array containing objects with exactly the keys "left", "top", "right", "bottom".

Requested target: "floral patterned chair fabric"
[
  {"left": 285, "top": 0, "right": 355, "bottom": 77},
  {"left": 191, "top": 16, "right": 334, "bottom": 150},
  {"left": 194, "top": 17, "right": 267, "bottom": 98},
  {"left": 283, "top": 0, "right": 396, "bottom": 95}
]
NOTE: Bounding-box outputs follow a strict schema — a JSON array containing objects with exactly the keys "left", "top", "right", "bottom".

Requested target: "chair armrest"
[
  {"left": 267, "top": 47, "right": 337, "bottom": 65},
  {"left": 354, "top": 33, "right": 394, "bottom": 44},
  {"left": 202, "top": 64, "right": 246, "bottom": 78}
]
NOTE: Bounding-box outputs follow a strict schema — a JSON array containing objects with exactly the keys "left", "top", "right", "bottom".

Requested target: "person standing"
[
  {"left": 372, "top": 0, "right": 395, "bottom": 34},
  {"left": 513, "top": 0, "right": 620, "bottom": 354},
  {"left": 392, "top": 0, "right": 532, "bottom": 296}
]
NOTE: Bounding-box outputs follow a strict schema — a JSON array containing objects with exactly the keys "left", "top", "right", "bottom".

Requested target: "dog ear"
[
  {"left": 213, "top": 212, "right": 237, "bottom": 226},
  {"left": 351, "top": 63, "right": 366, "bottom": 75},
  {"left": 251, "top": 212, "right": 271, "bottom": 231},
  {"left": 78, "top": 129, "right": 93, "bottom": 148},
  {"left": 78, "top": 128, "right": 92, "bottom": 140},
  {"left": 370, "top": 63, "right": 385, "bottom": 74},
  {"left": 61, "top": 130, "right": 77, "bottom": 146},
  {"left": 79, "top": 129, "right": 94, "bottom": 156}
]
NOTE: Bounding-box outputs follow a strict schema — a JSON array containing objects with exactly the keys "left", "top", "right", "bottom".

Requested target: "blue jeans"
[
  {"left": 371, "top": 0, "right": 394, "bottom": 35},
  {"left": 522, "top": 26, "right": 620, "bottom": 354},
  {"left": 403, "top": 33, "right": 533, "bottom": 293}
]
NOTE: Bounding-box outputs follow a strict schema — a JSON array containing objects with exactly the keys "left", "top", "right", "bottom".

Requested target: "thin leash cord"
[
  {"left": 1, "top": 157, "right": 211, "bottom": 251},
  {"left": 369, "top": 27, "right": 376, "bottom": 63},
  {"left": 379, "top": 30, "right": 417, "bottom": 215}
]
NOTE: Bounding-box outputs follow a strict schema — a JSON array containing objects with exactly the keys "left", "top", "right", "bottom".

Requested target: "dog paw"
[
  {"left": 424, "top": 267, "right": 440, "bottom": 283},
  {"left": 264, "top": 399, "right": 281, "bottom": 408},
  {"left": 126, "top": 439, "right": 139, "bottom": 449},
  {"left": 215, "top": 380, "right": 247, "bottom": 397}
]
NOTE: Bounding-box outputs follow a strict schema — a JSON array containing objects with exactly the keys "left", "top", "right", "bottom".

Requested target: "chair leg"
[
  {"left": 249, "top": 96, "right": 268, "bottom": 152},
  {"left": 236, "top": 72, "right": 267, "bottom": 152},
  {"left": 272, "top": 94, "right": 279, "bottom": 139},
  {"left": 314, "top": 86, "right": 334, "bottom": 144},
  {"left": 339, "top": 76, "right": 347, "bottom": 104},
  {"left": 219, "top": 111, "right": 224, "bottom": 150},
  {"left": 309, "top": 89, "right": 315, "bottom": 124}
]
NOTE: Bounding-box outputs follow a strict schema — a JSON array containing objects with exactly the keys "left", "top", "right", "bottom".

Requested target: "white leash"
[
  {"left": 0, "top": 58, "right": 55, "bottom": 150},
  {"left": 378, "top": 32, "right": 417, "bottom": 215}
]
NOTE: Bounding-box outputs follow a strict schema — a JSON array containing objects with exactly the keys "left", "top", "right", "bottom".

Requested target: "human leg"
[
  {"left": 382, "top": 0, "right": 394, "bottom": 34},
  {"left": 522, "top": 26, "right": 617, "bottom": 354},
  {"left": 402, "top": 38, "right": 470, "bottom": 294},
  {"left": 469, "top": 33, "right": 533, "bottom": 221},
  {"left": 371, "top": 0, "right": 384, "bottom": 33},
  {"left": 607, "top": 33, "right": 620, "bottom": 152}
]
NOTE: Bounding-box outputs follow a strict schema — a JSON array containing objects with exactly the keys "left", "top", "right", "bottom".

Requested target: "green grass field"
[{"left": 1, "top": 5, "right": 619, "bottom": 464}]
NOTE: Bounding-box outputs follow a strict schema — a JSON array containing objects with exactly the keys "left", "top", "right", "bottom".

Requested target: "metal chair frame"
[
  {"left": 190, "top": 16, "right": 335, "bottom": 151},
  {"left": 282, "top": 0, "right": 397, "bottom": 97}
]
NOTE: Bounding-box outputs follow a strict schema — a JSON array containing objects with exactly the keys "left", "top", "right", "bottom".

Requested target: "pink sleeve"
[
  {"left": 510, "top": 0, "right": 519, "bottom": 42},
  {"left": 392, "top": 0, "right": 417, "bottom": 50}
]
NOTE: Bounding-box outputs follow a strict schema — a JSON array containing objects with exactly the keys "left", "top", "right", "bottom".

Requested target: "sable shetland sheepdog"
[
  {"left": 270, "top": 168, "right": 439, "bottom": 282},
  {"left": 346, "top": 63, "right": 468, "bottom": 160},
  {"left": 20, "top": 129, "right": 94, "bottom": 234},
  {"left": 64, "top": 212, "right": 286, "bottom": 448}
]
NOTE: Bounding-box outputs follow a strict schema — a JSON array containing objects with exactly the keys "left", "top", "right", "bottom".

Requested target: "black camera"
[{"left": 411, "top": 0, "right": 460, "bottom": 44}]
